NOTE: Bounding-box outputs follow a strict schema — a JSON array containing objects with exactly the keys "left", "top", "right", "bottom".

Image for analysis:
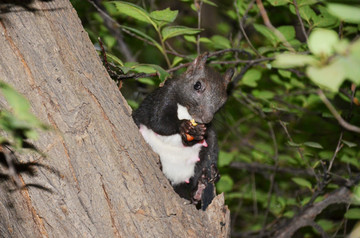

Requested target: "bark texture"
[{"left": 0, "top": 0, "right": 230, "bottom": 237}]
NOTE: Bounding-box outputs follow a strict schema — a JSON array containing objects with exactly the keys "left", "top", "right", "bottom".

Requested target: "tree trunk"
[{"left": 0, "top": 0, "right": 229, "bottom": 237}]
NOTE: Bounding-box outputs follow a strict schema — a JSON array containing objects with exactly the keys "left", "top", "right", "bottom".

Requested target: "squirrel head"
[{"left": 177, "top": 52, "right": 234, "bottom": 124}]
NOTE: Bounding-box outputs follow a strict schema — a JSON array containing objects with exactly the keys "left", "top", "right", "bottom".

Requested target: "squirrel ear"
[
  {"left": 186, "top": 52, "right": 209, "bottom": 75},
  {"left": 193, "top": 52, "right": 209, "bottom": 67},
  {"left": 224, "top": 68, "right": 234, "bottom": 86}
]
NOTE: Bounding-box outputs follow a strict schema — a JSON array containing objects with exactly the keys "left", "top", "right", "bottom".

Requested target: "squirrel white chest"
[{"left": 138, "top": 104, "right": 203, "bottom": 185}]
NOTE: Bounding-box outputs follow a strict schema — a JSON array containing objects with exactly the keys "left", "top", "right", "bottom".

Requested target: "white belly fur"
[{"left": 139, "top": 124, "right": 203, "bottom": 185}]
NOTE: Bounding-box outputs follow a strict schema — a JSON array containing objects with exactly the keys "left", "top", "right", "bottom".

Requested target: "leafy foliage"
[
  {"left": 72, "top": 0, "right": 360, "bottom": 236},
  {"left": 0, "top": 81, "right": 47, "bottom": 149},
  {"left": 0, "top": 81, "right": 47, "bottom": 187}
]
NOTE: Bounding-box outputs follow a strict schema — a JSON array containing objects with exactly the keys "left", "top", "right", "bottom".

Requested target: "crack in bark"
[
  {"left": 0, "top": 21, "right": 36, "bottom": 87},
  {"left": 46, "top": 113, "right": 79, "bottom": 190},
  {"left": 100, "top": 176, "right": 121, "bottom": 238},
  {"left": 19, "top": 177, "right": 49, "bottom": 237}
]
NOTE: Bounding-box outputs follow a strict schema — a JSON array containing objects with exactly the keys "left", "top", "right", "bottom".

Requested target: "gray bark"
[{"left": 0, "top": 0, "right": 229, "bottom": 237}]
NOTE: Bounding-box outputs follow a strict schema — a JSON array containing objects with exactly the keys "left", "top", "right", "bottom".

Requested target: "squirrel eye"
[{"left": 194, "top": 81, "right": 202, "bottom": 91}]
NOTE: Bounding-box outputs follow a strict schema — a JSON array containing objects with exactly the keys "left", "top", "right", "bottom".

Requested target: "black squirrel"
[{"left": 133, "top": 52, "right": 234, "bottom": 210}]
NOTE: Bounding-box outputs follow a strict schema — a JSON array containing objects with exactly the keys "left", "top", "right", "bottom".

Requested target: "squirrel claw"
[{"left": 201, "top": 140, "right": 208, "bottom": 147}]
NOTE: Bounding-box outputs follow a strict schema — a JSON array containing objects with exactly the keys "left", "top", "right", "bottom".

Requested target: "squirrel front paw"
[{"left": 180, "top": 120, "right": 206, "bottom": 146}]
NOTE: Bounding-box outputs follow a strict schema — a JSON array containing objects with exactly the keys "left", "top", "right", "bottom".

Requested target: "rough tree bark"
[{"left": 0, "top": 0, "right": 230, "bottom": 237}]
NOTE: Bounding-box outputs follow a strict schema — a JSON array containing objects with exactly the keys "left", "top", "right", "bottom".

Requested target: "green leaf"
[
  {"left": 306, "top": 59, "right": 345, "bottom": 92},
  {"left": 290, "top": 5, "right": 316, "bottom": 24},
  {"left": 341, "top": 154, "right": 360, "bottom": 167},
  {"left": 328, "top": 3, "right": 360, "bottom": 24},
  {"left": 288, "top": 141, "right": 302, "bottom": 147},
  {"left": 290, "top": 78, "right": 305, "bottom": 89},
  {"left": 297, "top": 0, "right": 317, "bottom": 6},
  {"left": 241, "top": 69, "right": 262, "bottom": 87},
  {"left": 103, "top": 35, "right": 116, "bottom": 49},
  {"left": 146, "top": 64, "right": 170, "bottom": 82},
  {"left": 216, "top": 175, "right": 234, "bottom": 193},
  {"left": 0, "top": 82, "right": 43, "bottom": 128},
  {"left": 112, "top": 1, "right": 156, "bottom": 28},
  {"left": 254, "top": 24, "right": 278, "bottom": 45},
  {"left": 137, "top": 78, "right": 156, "bottom": 86},
  {"left": 131, "top": 65, "right": 157, "bottom": 74},
  {"left": 210, "top": 35, "right": 231, "bottom": 49},
  {"left": 312, "top": 6, "right": 338, "bottom": 28},
  {"left": 184, "top": 35, "right": 196, "bottom": 43},
  {"left": 272, "top": 53, "right": 317, "bottom": 68},
  {"left": 218, "top": 151, "right": 235, "bottom": 167},
  {"left": 304, "top": 141, "right": 323, "bottom": 149},
  {"left": 278, "top": 69, "right": 291, "bottom": 79},
  {"left": 352, "top": 185, "right": 360, "bottom": 205},
  {"left": 283, "top": 210, "right": 295, "bottom": 218},
  {"left": 316, "top": 219, "right": 334, "bottom": 233},
  {"left": 267, "top": 0, "right": 289, "bottom": 6},
  {"left": 122, "top": 25, "right": 163, "bottom": 53},
  {"left": 252, "top": 90, "right": 275, "bottom": 100},
  {"left": 171, "top": 56, "right": 183, "bottom": 67},
  {"left": 150, "top": 8, "right": 178, "bottom": 25},
  {"left": 162, "top": 26, "right": 201, "bottom": 41},
  {"left": 129, "top": 64, "right": 169, "bottom": 82},
  {"left": 118, "top": 66, "right": 132, "bottom": 74},
  {"left": 199, "top": 37, "right": 212, "bottom": 44},
  {"left": 340, "top": 41, "right": 360, "bottom": 85},
  {"left": 308, "top": 28, "right": 339, "bottom": 57},
  {"left": 106, "top": 52, "right": 124, "bottom": 66},
  {"left": 203, "top": 0, "right": 217, "bottom": 7},
  {"left": 344, "top": 208, "right": 360, "bottom": 219},
  {"left": 127, "top": 99, "right": 139, "bottom": 109},
  {"left": 278, "top": 26, "right": 295, "bottom": 41},
  {"left": 0, "top": 82, "right": 30, "bottom": 119},
  {"left": 292, "top": 177, "right": 312, "bottom": 190},
  {"left": 342, "top": 139, "right": 357, "bottom": 148}
]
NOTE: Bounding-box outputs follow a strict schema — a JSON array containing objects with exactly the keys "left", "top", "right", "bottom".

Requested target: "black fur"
[{"left": 133, "top": 52, "right": 234, "bottom": 210}]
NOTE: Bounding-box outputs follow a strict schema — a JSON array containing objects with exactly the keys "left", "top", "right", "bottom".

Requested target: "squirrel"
[{"left": 133, "top": 52, "right": 234, "bottom": 210}]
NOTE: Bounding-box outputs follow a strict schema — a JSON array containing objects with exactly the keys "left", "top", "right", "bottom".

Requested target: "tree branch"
[
  {"left": 87, "top": 0, "right": 135, "bottom": 62},
  {"left": 275, "top": 187, "right": 351, "bottom": 238},
  {"left": 230, "top": 161, "right": 314, "bottom": 177},
  {"left": 318, "top": 89, "right": 360, "bottom": 133},
  {"left": 255, "top": 0, "right": 295, "bottom": 52},
  {"left": 293, "top": 0, "right": 308, "bottom": 42}
]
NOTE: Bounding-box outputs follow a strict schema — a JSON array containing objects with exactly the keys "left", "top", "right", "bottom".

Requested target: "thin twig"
[
  {"left": 318, "top": 89, "right": 360, "bottom": 133},
  {"left": 234, "top": 0, "right": 260, "bottom": 56},
  {"left": 327, "top": 132, "right": 343, "bottom": 173},
  {"left": 279, "top": 120, "right": 319, "bottom": 182},
  {"left": 310, "top": 220, "right": 330, "bottom": 238},
  {"left": 195, "top": 0, "right": 203, "bottom": 55},
  {"left": 256, "top": 0, "right": 295, "bottom": 52},
  {"left": 87, "top": 0, "right": 178, "bottom": 60},
  {"left": 98, "top": 37, "right": 124, "bottom": 88},
  {"left": 88, "top": 0, "right": 135, "bottom": 61},
  {"left": 293, "top": 0, "right": 308, "bottom": 42},
  {"left": 261, "top": 121, "right": 279, "bottom": 234},
  {"left": 251, "top": 172, "right": 258, "bottom": 217},
  {"left": 208, "top": 48, "right": 252, "bottom": 58},
  {"left": 115, "top": 54, "right": 269, "bottom": 80},
  {"left": 165, "top": 42, "right": 191, "bottom": 59},
  {"left": 241, "top": 0, "right": 256, "bottom": 24},
  {"left": 210, "top": 57, "right": 273, "bottom": 65}
]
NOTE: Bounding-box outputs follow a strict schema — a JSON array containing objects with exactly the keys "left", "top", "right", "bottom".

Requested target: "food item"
[
  {"left": 186, "top": 133, "right": 194, "bottom": 141},
  {"left": 190, "top": 119, "right": 198, "bottom": 126}
]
